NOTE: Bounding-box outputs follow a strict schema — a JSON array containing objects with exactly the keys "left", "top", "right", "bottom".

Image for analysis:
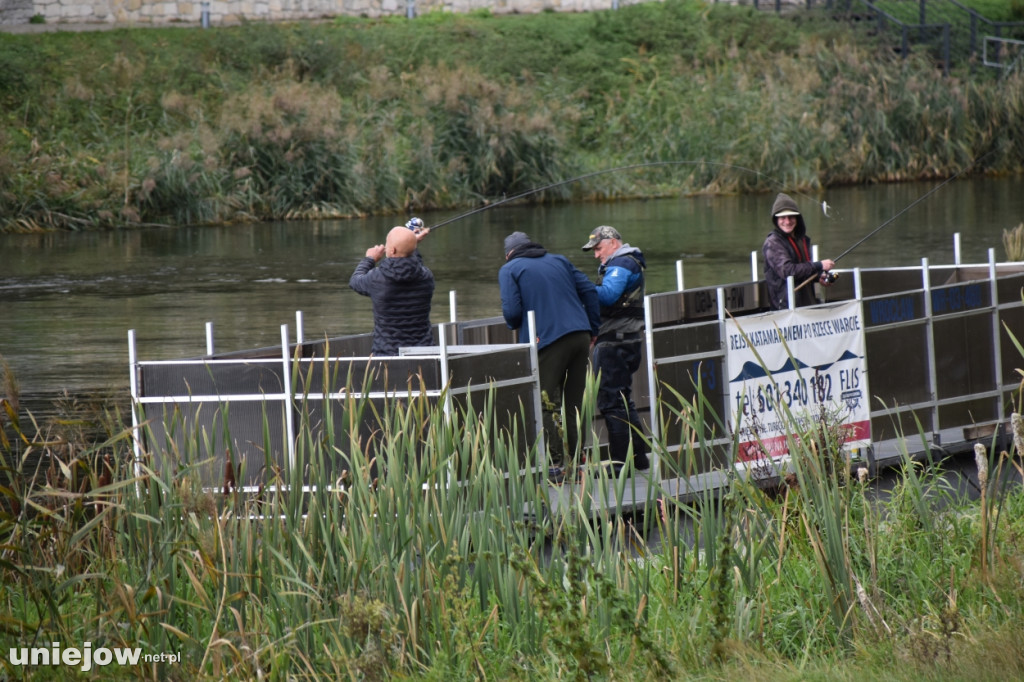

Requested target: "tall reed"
[{"left": 6, "top": 356, "right": 1024, "bottom": 678}]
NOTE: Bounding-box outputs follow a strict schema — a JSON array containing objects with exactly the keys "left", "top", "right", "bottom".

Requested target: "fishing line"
[
  {"left": 794, "top": 148, "right": 997, "bottom": 292},
  {"left": 418, "top": 160, "right": 837, "bottom": 232}
]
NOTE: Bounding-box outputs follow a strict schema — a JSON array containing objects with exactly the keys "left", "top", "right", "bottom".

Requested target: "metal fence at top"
[{"left": 752, "top": 0, "right": 1024, "bottom": 73}]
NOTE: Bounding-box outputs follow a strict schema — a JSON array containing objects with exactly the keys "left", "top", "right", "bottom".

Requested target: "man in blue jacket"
[
  {"left": 499, "top": 231, "right": 600, "bottom": 468},
  {"left": 349, "top": 225, "right": 435, "bottom": 356},
  {"left": 582, "top": 225, "right": 650, "bottom": 472}
]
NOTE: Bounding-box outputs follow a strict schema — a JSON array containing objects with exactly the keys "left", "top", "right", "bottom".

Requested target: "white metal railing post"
[
  {"left": 921, "top": 258, "right": 939, "bottom": 448},
  {"left": 854, "top": 268, "right": 863, "bottom": 301},
  {"left": 526, "top": 310, "right": 545, "bottom": 473},
  {"left": 280, "top": 324, "right": 296, "bottom": 471},
  {"left": 750, "top": 250, "right": 758, "bottom": 282},
  {"left": 206, "top": 321, "right": 215, "bottom": 355},
  {"left": 295, "top": 311, "right": 304, "bottom": 345},
  {"left": 449, "top": 290, "right": 458, "bottom": 323},
  {"left": 438, "top": 322, "right": 454, "bottom": 491},
  {"left": 988, "top": 248, "right": 1004, "bottom": 422},
  {"left": 128, "top": 330, "right": 143, "bottom": 487},
  {"left": 787, "top": 276, "right": 796, "bottom": 310},
  {"left": 676, "top": 259, "right": 684, "bottom": 291},
  {"left": 438, "top": 323, "right": 452, "bottom": 422},
  {"left": 717, "top": 287, "right": 726, "bottom": 321},
  {"left": 954, "top": 232, "right": 962, "bottom": 266},
  {"left": 644, "top": 295, "right": 659, "bottom": 476}
]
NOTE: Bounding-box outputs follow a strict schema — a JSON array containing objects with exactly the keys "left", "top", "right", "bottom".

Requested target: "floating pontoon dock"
[{"left": 129, "top": 236, "right": 1024, "bottom": 511}]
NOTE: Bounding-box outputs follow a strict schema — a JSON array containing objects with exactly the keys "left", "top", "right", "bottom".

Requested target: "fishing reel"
[
  {"left": 821, "top": 271, "right": 839, "bottom": 285},
  {"left": 405, "top": 217, "right": 425, "bottom": 232}
]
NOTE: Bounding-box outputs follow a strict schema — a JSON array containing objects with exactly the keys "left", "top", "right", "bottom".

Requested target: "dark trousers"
[
  {"left": 593, "top": 338, "right": 647, "bottom": 464},
  {"left": 537, "top": 331, "right": 591, "bottom": 465}
]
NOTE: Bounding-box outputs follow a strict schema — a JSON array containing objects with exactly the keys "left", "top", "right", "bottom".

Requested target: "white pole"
[
  {"left": 295, "top": 310, "right": 304, "bottom": 345},
  {"left": 989, "top": 248, "right": 1004, "bottom": 422},
  {"left": 128, "top": 330, "right": 143, "bottom": 488},
  {"left": 449, "top": 290, "right": 458, "bottom": 323},
  {"left": 281, "top": 324, "right": 296, "bottom": 472},
  {"left": 954, "top": 232, "right": 962, "bottom": 265},
  {"left": 644, "top": 295, "right": 659, "bottom": 476},
  {"left": 921, "top": 258, "right": 939, "bottom": 449},
  {"left": 676, "top": 260, "right": 684, "bottom": 291},
  {"left": 750, "top": 250, "right": 758, "bottom": 282},
  {"left": 439, "top": 323, "right": 452, "bottom": 422},
  {"left": 526, "top": 310, "right": 545, "bottom": 472},
  {"left": 205, "top": 321, "right": 214, "bottom": 355}
]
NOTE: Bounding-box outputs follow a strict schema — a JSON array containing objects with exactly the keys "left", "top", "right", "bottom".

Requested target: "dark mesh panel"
[
  {"left": 997, "top": 273, "right": 1024, "bottom": 303},
  {"left": 933, "top": 313, "right": 994, "bottom": 400},
  {"left": 939, "top": 398, "right": 999, "bottom": 431},
  {"left": 871, "top": 407, "right": 932, "bottom": 443},
  {"left": 648, "top": 291, "right": 685, "bottom": 327},
  {"left": 452, "top": 384, "right": 539, "bottom": 472},
  {"left": 651, "top": 321, "right": 721, "bottom": 358},
  {"left": 632, "top": 343, "right": 652, "bottom": 409},
  {"left": 141, "top": 399, "right": 287, "bottom": 489},
  {"left": 455, "top": 317, "right": 516, "bottom": 345},
  {"left": 859, "top": 269, "right": 927, "bottom": 297},
  {"left": 304, "top": 334, "right": 375, "bottom": 358},
  {"left": 294, "top": 358, "right": 443, "bottom": 395},
  {"left": 140, "top": 361, "right": 286, "bottom": 397},
  {"left": 999, "top": 307, "right": 1024, "bottom": 385},
  {"left": 863, "top": 291, "right": 925, "bottom": 327},
  {"left": 930, "top": 281, "right": 991, "bottom": 316},
  {"left": 654, "top": 358, "right": 727, "bottom": 457},
  {"left": 448, "top": 347, "right": 532, "bottom": 386},
  {"left": 865, "top": 324, "right": 930, "bottom": 406}
]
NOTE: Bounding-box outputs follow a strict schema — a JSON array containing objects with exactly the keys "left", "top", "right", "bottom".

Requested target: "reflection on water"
[{"left": 1, "top": 176, "right": 1022, "bottom": 398}]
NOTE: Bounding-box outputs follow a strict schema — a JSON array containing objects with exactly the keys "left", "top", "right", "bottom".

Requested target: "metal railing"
[{"left": 753, "top": 0, "right": 1024, "bottom": 73}]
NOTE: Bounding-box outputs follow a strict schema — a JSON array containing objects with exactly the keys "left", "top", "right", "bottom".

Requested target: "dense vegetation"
[
  {"left": 4, "top": 367, "right": 1024, "bottom": 680},
  {"left": 0, "top": 0, "right": 1022, "bottom": 231}
]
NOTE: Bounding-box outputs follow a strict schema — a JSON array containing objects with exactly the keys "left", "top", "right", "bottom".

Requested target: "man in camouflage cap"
[{"left": 582, "top": 225, "right": 650, "bottom": 473}]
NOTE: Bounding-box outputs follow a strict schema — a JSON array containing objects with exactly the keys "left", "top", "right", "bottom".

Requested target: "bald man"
[{"left": 349, "top": 225, "right": 435, "bottom": 356}]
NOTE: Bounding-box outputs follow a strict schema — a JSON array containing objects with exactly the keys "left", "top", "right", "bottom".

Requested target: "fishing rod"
[
  {"left": 412, "top": 160, "right": 831, "bottom": 233},
  {"left": 794, "top": 149, "right": 996, "bottom": 292}
]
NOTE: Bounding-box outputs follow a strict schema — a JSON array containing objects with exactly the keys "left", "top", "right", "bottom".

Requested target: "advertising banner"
[{"left": 725, "top": 300, "right": 870, "bottom": 461}]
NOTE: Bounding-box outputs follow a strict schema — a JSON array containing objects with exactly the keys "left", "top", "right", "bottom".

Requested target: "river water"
[{"left": 2, "top": 177, "right": 1022, "bottom": 405}]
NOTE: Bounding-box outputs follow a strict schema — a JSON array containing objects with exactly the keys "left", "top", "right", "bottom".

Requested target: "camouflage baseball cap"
[{"left": 581, "top": 225, "right": 622, "bottom": 251}]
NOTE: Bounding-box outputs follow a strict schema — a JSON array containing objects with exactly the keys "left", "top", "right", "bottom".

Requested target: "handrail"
[
  {"left": 755, "top": 0, "right": 1024, "bottom": 73},
  {"left": 852, "top": 0, "right": 951, "bottom": 75}
]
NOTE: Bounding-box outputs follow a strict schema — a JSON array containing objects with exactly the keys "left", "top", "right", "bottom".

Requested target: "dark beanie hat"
[{"left": 503, "top": 231, "right": 531, "bottom": 255}]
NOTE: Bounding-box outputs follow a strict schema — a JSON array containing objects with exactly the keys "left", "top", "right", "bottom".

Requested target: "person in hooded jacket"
[
  {"left": 762, "top": 193, "right": 835, "bottom": 311},
  {"left": 582, "top": 225, "right": 650, "bottom": 472},
  {"left": 499, "top": 231, "right": 601, "bottom": 468},
  {"left": 349, "top": 225, "right": 435, "bottom": 356}
]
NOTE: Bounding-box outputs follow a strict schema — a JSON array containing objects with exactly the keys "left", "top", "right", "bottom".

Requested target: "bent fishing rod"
[{"left": 794, "top": 149, "right": 997, "bottom": 292}]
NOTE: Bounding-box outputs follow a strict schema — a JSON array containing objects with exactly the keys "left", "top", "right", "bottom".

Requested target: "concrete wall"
[{"left": 0, "top": 0, "right": 664, "bottom": 27}]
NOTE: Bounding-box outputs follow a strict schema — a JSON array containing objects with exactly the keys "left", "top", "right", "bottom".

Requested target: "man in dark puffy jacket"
[
  {"left": 499, "top": 231, "right": 600, "bottom": 467},
  {"left": 349, "top": 225, "right": 435, "bottom": 356},
  {"left": 582, "top": 225, "right": 650, "bottom": 473},
  {"left": 762, "top": 193, "right": 835, "bottom": 310}
]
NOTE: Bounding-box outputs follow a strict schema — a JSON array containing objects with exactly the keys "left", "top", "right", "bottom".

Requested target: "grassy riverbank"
[
  {"left": 4, "top": 370, "right": 1024, "bottom": 680},
  {"left": 1, "top": 0, "right": 1022, "bottom": 231}
]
